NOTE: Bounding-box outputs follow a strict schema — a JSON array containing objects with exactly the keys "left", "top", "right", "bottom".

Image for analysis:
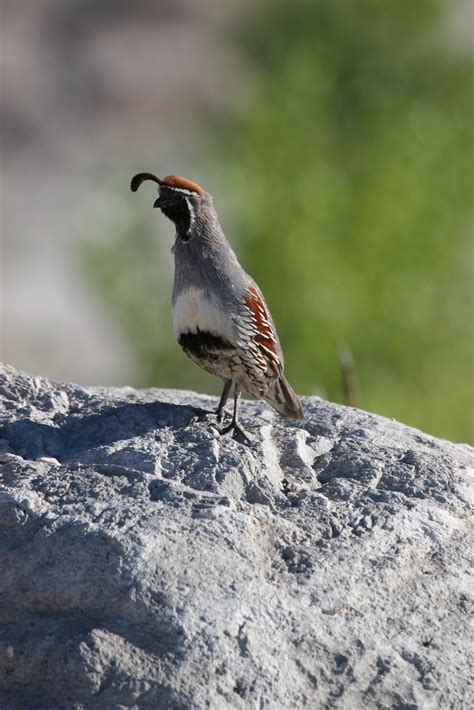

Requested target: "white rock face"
[{"left": 0, "top": 364, "right": 472, "bottom": 709}]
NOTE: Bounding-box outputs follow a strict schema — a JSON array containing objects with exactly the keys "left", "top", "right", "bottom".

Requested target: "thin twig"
[{"left": 339, "top": 345, "right": 358, "bottom": 408}]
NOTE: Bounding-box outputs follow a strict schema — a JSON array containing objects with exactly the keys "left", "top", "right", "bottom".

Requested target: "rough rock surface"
[{"left": 0, "top": 364, "right": 472, "bottom": 709}]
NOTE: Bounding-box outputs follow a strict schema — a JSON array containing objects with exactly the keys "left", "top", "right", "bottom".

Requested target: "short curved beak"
[{"left": 153, "top": 196, "right": 163, "bottom": 208}]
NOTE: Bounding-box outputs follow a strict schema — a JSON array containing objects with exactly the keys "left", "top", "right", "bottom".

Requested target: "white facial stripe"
[
  {"left": 185, "top": 197, "right": 195, "bottom": 233},
  {"left": 172, "top": 287, "right": 235, "bottom": 341},
  {"left": 168, "top": 186, "right": 199, "bottom": 196}
]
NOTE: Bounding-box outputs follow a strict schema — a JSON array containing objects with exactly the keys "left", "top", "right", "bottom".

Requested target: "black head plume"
[{"left": 130, "top": 172, "right": 164, "bottom": 192}]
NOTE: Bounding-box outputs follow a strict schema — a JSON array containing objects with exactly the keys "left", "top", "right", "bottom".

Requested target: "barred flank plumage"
[{"left": 264, "top": 375, "right": 304, "bottom": 421}]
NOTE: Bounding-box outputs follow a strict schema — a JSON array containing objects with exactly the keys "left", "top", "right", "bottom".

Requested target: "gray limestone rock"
[{"left": 0, "top": 364, "right": 472, "bottom": 709}]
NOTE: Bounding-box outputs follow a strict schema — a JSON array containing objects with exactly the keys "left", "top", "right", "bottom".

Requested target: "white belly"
[{"left": 172, "top": 287, "right": 234, "bottom": 341}]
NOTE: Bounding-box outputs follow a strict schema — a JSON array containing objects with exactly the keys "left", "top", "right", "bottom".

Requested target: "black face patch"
[{"left": 158, "top": 188, "right": 193, "bottom": 240}]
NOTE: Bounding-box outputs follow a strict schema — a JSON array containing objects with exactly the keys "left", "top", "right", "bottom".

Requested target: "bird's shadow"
[{"left": 1, "top": 399, "right": 208, "bottom": 461}]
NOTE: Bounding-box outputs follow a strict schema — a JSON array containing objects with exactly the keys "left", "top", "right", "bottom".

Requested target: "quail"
[{"left": 131, "top": 172, "right": 304, "bottom": 438}]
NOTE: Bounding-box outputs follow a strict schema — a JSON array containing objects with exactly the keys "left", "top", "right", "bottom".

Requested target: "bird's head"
[{"left": 131, "top": 172, "right": 207, "bottom": 241}]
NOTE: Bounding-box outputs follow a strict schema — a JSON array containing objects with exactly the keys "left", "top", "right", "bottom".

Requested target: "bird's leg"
[
  {"left": 215, "top": 379, "right": 232, "bottom": 424},
  {"left": 188, "top": 379, "right": 232, "bottom": 427},
  {"left": 220, "top": 383, "right": 252, "bottom": 443}
]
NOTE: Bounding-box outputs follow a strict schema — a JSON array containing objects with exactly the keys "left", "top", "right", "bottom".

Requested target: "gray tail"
[{"left": 264, "top": 375, "right": 304, "bottom": 421}]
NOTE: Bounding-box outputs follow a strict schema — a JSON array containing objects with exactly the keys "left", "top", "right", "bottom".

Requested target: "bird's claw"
[
  {"left": 219, "top": 421, "right": 253, "bottom": 445},
  {"left": 187, "top": 409, "right": 219, "bottom": 427}
]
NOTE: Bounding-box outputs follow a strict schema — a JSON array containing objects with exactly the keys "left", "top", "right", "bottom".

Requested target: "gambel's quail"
[{"left": 131, "top": 172, "right": 304, "bottom": 438}]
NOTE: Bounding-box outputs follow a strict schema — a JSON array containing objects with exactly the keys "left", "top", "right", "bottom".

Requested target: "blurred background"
[{"left": 1, "top": 0, "right": 472, "bottom": 443}]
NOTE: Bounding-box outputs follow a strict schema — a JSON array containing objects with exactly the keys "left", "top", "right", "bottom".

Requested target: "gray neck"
[{"left": 171, "top": 200, "right": 249, "bottom": 306}]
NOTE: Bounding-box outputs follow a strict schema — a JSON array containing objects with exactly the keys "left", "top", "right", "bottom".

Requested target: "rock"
[{"left": 0, "top": 363, "right": 472, "bottom": 709}]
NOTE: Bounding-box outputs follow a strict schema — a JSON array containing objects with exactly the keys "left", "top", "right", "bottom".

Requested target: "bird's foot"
[
  {"left": 219, "top": 421, "right": 253, "bottom": 445},
  {"left": 187, "top": 408, "right": 220, "bottom": 428}
]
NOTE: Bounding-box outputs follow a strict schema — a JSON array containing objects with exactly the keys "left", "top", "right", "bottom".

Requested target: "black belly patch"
[{"left": 178, "top": 330, "right": 234, "bottom": 358}]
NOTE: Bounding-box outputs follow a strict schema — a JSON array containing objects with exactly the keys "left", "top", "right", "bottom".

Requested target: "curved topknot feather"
[{"left": 130, "top": 172, "right": 163, "bottom": 192}]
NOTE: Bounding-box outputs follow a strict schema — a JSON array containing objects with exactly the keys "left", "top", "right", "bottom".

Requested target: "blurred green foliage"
[{"left": 84, "top": 0, "right": 473, "bottom": 442}]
